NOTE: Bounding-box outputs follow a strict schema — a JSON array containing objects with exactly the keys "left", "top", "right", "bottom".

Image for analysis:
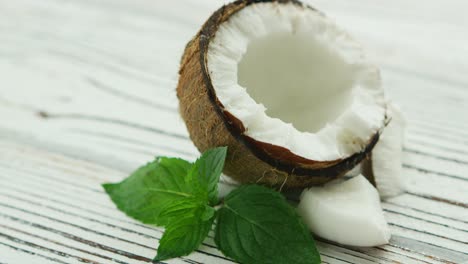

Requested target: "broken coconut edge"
[
  {"left": 362, "top": 102, "right": 407, "bottom": 199},
  {"left": 177, "top": 0, "right": 384, "bottom": 189}
]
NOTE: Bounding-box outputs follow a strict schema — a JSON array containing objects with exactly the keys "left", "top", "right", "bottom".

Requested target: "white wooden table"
[{"left": 0, "top": 0, "right": 467, "bottom": 263}]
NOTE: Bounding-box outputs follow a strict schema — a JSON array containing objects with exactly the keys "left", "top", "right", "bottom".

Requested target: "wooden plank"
[
  {"left": 0, "top": 242, "right": 71, "bottom": 264},
  {"left": 0, "top": 141, "right": 233, "bottom": 264},
  {"left": 0, "top": 141, "right": 466, "bottom": 263}
]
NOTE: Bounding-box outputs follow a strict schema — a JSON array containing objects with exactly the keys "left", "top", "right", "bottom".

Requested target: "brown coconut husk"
[{"left": 177, "top": 0, "right": 381, "bottom": 189}]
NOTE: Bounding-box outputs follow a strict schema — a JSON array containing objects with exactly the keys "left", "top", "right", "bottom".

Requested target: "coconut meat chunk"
[
  {"left": 207, "top": 2, "right": 386, "bottom": 162},
  {"left": 297, "top": 175, "right": 391, "bottom": 247},
  {"left": 368, "top": 102, "right": 407, "bottom": 199}
]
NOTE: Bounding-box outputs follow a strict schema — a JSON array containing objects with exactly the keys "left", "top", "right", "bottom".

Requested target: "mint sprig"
[{"left": 102, "top": 147, "right": 321, "bottom": 263}]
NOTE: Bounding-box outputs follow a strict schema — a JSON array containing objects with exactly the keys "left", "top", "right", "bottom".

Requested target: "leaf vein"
[
  {"left": 146, "top": 188, "right": 193, "bottom": 198},
  {"left": 224, "top": 204, "right": 278, "bottom": 241}
]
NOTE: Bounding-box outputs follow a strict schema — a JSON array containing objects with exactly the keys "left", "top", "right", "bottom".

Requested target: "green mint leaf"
[
  {"left": 214, "top": 185, "right": 321, "bottom": 264},
  {"left": 200, "top": 205, "right": 216, "bottom": 221},
  {"left": 188, "top": 147, "right": 227, "bottom": 205},
  {"left": 155, "top": 206, "right": 216, "bottom": 261},
  {"left": 103, "top": 157, "right": 198, "bottom": 226},
  {"left": 156, "top": 198, "right": 204, "bottom": 224}
]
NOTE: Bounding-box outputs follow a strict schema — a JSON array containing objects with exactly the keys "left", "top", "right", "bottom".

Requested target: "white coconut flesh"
[
  {"left": 207, "top": 2, "right": 386, "bottom": 161},
  {"left": 297, "top": 175, "right": 391, "bottom": 246},
  {"left": 371, "top": 102, "right": 407, "bottom": 199}
]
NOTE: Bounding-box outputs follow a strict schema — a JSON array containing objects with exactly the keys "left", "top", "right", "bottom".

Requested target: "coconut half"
[
  {"left": 297, "top": 175, "right": 391, "bottom": 247},
  {"left": 363, "top": 102, "right": 406, "bottom": 199},
  {"left": 177, "top": 0, "right": 386, "bottom": 188}
]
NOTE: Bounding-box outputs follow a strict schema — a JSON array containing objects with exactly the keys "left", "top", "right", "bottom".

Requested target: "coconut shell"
[{"left": 177, "top": 0, "right": 380, "bottom": 189}]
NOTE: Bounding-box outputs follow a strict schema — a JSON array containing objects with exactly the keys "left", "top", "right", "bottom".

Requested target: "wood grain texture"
[{"left": 0, "top": 0, "right": 467, "bottom": 263}]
